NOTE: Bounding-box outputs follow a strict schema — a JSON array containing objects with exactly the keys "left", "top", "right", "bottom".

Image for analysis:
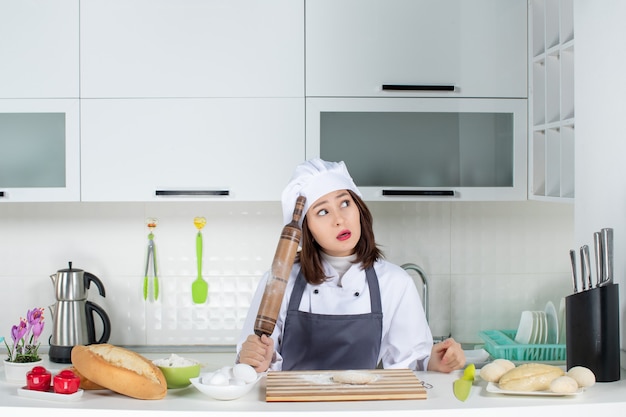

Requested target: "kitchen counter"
[{"left": 2, "top": 352, "right": 625, "bottom": 417}]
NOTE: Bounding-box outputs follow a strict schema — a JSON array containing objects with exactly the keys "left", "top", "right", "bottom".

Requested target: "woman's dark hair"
[{"left": 297, "top": 190, "right": 383, "bottom": 285}]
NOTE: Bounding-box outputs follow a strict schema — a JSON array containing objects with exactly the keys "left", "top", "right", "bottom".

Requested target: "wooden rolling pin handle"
[{"left": 254, "top": 196, "right": 306, "bottom": 336}]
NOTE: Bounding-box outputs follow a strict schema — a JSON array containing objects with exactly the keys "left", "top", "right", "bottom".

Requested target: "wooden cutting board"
[{"left": 266, "top": 369, "right": 427, "bottom": 402}]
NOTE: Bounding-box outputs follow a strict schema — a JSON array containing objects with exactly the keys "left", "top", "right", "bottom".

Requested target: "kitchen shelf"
[{"left": 529, "top": 0, "right": 575, "bottom": 201}]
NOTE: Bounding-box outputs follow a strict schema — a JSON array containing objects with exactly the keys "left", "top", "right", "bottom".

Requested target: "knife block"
[{"left": 565, "top": 283, "right": 620, "bottom": 382}]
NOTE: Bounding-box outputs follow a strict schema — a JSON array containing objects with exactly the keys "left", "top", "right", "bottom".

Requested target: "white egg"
[
  {"left": 219, "top": 366, "right": 234, "bottom": 379},
  {"left": 233, "top": 363, "right": 257, "bottom": 384},
  {"left": 208, "top": 372, "right": 230, "bottom": 386}
]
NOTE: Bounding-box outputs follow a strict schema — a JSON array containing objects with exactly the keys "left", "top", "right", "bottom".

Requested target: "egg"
[
  {"left": 233, "top": 363, "right": 257, "bottom": 384},
  {"left": 207, "top": 372, "right": 229, "bottom": 386}
]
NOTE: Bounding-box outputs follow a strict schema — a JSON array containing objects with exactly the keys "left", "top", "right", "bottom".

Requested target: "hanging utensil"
[
  {"left": 569, "top": 249, "right": 578, "bottom": 293},
  {"left": 143, "top": 218, "right": 159, "bottom": 301},
  {"left": 192, "top": 217, "right": 208, "bottom": 304}
]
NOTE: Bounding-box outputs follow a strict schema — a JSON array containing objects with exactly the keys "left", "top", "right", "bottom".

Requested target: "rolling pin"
[{"left": 254, "top": 195, "right": 306, "bottom": 336}]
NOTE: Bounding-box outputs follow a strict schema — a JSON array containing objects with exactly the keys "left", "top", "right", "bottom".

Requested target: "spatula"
[{"left": 192, "top": 217, "right": 208, "bottom": 304}]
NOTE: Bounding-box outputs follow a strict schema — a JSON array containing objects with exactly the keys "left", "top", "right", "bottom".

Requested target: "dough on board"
[{"left": 332, "top": 371, "right": 377, "bottom": 385}]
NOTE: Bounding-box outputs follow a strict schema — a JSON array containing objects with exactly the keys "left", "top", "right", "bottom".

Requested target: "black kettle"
[{"left": 48, "top": 262, "right": 111, "bottom": 363}]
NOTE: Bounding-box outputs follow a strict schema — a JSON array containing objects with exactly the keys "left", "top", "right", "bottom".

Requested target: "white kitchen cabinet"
[
  {"left": 306, "top": 98, "right": 527, "bottom": 201},
  {"left": 80, "top": 0, "right": 303, "bottom": 98},
  {"left": 529, "top": 0, "right": 575, "bottom": 201},
  {"left": 80, "top": 98, "right": 304, "bottom": 201},
  {"left": 0, "top": 0, "right": 79, "bottom": 99},
  {"left": 0, "top": 99, "right": 81, "bottom": 202},
  {"left": 306, "top": 0, "right": 527, "bottom": 98}
]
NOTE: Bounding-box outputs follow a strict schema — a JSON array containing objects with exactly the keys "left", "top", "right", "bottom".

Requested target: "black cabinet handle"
[
  {"left": 382, "top": 190, "right": 455, "bottom": 197},
  {"left": 155, "top": 190, "right": 230, "bottom": 197},
  {"left": 382, "top": 84, "right": 455, "bottom": 92},
  {"left": 0, "top": 191, "right": 4, "bottom": 198}
]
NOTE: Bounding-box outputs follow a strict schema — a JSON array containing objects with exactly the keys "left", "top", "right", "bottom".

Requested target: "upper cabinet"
[
  {"left": 0, "top": 99, "right": 81, "bottom": 202},
  {"left": 306, "top": 0, "right": 527, "bottom": 98},
  {"left": 529, "top": 0, "right": 575, "bottom": 201},
  {"left": 80, "top": 98, "right": 304, "bottom": 202},
  {"left": 0, "top": 0, "right": 79, "bottom": 99},
  {"left": 80, "top": 0, "right": 304, "bottom": 98}
]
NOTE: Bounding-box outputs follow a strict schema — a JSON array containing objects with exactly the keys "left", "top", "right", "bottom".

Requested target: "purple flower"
[{"left": 6, "top": 307, "right": 46, "bottom": 362}]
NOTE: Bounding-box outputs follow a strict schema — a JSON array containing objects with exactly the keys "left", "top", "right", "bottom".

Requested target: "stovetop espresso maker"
[{"left": 48, "top": 262, "right": 111, "bottom": 363}]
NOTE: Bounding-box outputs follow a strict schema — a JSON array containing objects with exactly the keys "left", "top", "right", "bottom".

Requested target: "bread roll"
[
  {"left": 492, "top": 359, "right": 515, "bottom": 372},
  {"left": 566, "top": 366, "right": 596, "bottom": 388},
  {"left": 479, "top": 362, "right": 507, "bottom": 383},
  {"left": 71, "top": 344, "right": 167, "bottom": 400},
  {"left": 550, "top": 376, "right": 579, "bottom": 393},
  {"left": 498, "top": 363, "right": 564, "bottom": 392}
]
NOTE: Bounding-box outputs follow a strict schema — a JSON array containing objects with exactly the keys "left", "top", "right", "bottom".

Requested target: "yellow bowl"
[{"left": 157, "top": 364, "right": 201, "bottom": 389}]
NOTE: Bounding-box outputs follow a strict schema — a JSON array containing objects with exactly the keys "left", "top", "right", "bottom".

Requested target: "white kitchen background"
[{"left": 0, "top": 200, "right": 573, "bottom": 349}]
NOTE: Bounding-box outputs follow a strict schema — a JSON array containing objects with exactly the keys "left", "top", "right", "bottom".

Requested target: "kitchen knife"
[
  {"left": 600, "top": 228, "right": 614, "bottom": 286},
  {"left": 594, "top": 232, "right": 603, "bottom": 288},
  {"left": 580, "top": 247, "right": 588, "bottom": 291},
  {"left": 582, "top": 245, "right": 592, "bottom": 290},
  {"left": 569, "top": 249, "right": 578, "bottom": 293}
]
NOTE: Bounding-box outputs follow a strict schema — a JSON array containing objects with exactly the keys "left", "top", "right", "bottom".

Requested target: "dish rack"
[{"left": 479, "top": 330, "right": 566, "bottom": 362}]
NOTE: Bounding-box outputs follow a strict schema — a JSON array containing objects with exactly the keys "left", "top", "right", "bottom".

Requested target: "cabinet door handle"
[
  {"left": 382, "top": 190, "right": 455, "bottom": 197},
  {"left": 155, "top": 190, "right": 230, "bottom": 197},
  {"left": 382, "top": 84, "right": 455, "bottom": 92},
  {"left": 0, "top": 191, "right": 4, "bottom": 198}
]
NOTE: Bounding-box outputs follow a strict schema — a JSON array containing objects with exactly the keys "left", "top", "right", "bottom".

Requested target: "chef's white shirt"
[{"left": 237, "top": 258, "right": 433, "bottom": 371}]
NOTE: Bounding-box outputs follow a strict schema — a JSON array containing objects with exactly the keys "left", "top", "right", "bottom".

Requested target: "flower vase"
[{"left": 3, "top": 359, "right": 43, "bottom": 384}]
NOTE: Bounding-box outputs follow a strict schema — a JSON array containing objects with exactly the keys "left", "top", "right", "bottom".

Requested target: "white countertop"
[{"left": 2, "top": 352, "right": 626, "bottom": 417}]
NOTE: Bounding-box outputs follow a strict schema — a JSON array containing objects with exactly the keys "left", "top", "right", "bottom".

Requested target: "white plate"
[
  {"left": 545, "top": 301, "right": 559, "bottom": 344},
  {"left": 486, "top": 382, "right": 583, "bottom": 397},
  {"left": 514, "top": 311, "right": 534, "bottom": 344},
  {"left": 17, "top": 387, "right": 84, "bottom": 402}
]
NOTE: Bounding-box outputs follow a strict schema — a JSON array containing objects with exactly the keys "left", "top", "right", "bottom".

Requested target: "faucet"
[{"left": 401, "top": 263, "right": 429, "bottom": 323}]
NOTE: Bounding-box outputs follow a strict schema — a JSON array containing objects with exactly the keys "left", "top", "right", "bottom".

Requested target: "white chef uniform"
[{"left": 237, "top": 255, "right": 433, "bottom": 371}]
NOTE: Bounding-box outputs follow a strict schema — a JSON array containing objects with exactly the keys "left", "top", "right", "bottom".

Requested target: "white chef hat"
[{"left": 281, "top": 158, "right": 362, "bottom": 227}]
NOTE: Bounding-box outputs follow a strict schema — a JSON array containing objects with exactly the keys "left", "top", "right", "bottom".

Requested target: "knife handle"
[
  {"left": 594, "top": 232, "right": 602, "bottom": 288},
  {"left": 569, "top": 249, "right": 578, "bottom": 293}
]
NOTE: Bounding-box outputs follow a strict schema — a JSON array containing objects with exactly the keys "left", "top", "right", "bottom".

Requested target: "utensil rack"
[{"left": 479, "top": 330, "right": 566, "bottom": 362}]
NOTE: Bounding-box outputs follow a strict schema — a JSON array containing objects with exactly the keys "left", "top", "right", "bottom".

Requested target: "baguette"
[
  {"left": 64, "top": 366, "right": 107, "bottom": 390},
  {"left": 71, "top": 344, "right": 167, "bottom": 400},
  {"left": 498, "top": 363, "right": 564, "bottom": 392}
]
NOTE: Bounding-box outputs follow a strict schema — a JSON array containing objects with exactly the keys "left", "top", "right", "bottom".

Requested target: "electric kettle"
[{"left": 48, "top": 262, "right": 111, "bottom": 363}]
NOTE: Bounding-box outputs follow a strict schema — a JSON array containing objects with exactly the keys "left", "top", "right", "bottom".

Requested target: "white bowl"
[{"left": 190, "top": 372, "right": 262, "bottom": 401}]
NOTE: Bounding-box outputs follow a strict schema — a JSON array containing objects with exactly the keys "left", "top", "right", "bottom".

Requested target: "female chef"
[{"left": 236, "top": 158, "right": 465, "bottom": 373}]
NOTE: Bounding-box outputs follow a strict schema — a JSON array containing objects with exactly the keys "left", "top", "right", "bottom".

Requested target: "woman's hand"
[
  {"left": 238, "top": 334, "right": 275, "bottom": 372},
  {"left": 427, "top": 338, "right": 466, "bottom": 373}
]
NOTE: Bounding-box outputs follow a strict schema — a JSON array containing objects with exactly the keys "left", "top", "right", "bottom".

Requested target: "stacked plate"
[{"left": 514, "top": 302, "right": 560, "bottom": 345}]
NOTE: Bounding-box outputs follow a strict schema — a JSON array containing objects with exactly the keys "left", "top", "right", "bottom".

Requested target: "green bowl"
[{"left": 158, "top": 364, "right": 202, "bottom": 389}]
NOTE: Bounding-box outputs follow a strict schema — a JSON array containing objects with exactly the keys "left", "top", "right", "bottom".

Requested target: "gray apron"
[{"left": 280, "top": 266, "right": 383, "bottom": 370}]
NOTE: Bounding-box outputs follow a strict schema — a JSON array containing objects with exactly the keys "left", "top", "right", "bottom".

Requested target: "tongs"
[{"left": 144, "top": 218, "right": 159, "bottom": 301}]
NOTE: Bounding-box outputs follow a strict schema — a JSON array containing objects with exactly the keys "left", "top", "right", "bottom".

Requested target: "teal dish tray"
[{"left": 479, "top": 329, "right": 566, "bottom": 362}]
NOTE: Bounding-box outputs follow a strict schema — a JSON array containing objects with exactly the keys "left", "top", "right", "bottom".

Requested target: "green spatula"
[{"left": 192, "top": 217, "right": 208, "bottom": 304}]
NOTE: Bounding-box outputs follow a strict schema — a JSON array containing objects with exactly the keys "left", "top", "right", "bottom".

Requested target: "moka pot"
[{"left": 48, "top": 262, "right": 111, "bottom": 363}]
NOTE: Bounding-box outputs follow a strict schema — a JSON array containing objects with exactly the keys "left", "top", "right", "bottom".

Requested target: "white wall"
[
  {"left": 0, "top": 200, "right": 573, "bottom": 348},
  {"left": 575, "top": 1, "right": 626, "bottom": 354}
]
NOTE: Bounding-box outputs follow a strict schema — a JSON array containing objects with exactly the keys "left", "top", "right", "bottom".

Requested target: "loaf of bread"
[
  {"left": 71, "top": 344, "right": 167, "bottom": 400},
  {"left": 498, "top": 363, "right": 564, "bottom": 392},
  {"left": 64, "top": 366, "right": 107, "bottom": 390}
]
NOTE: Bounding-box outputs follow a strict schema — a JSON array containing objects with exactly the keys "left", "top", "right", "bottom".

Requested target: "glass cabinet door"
[
  {"left": 0, "top": 99, "right": 80, "bottom": 202},
  {"left": 306, "top": 98, "right": 527, "bottom": 201}
]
